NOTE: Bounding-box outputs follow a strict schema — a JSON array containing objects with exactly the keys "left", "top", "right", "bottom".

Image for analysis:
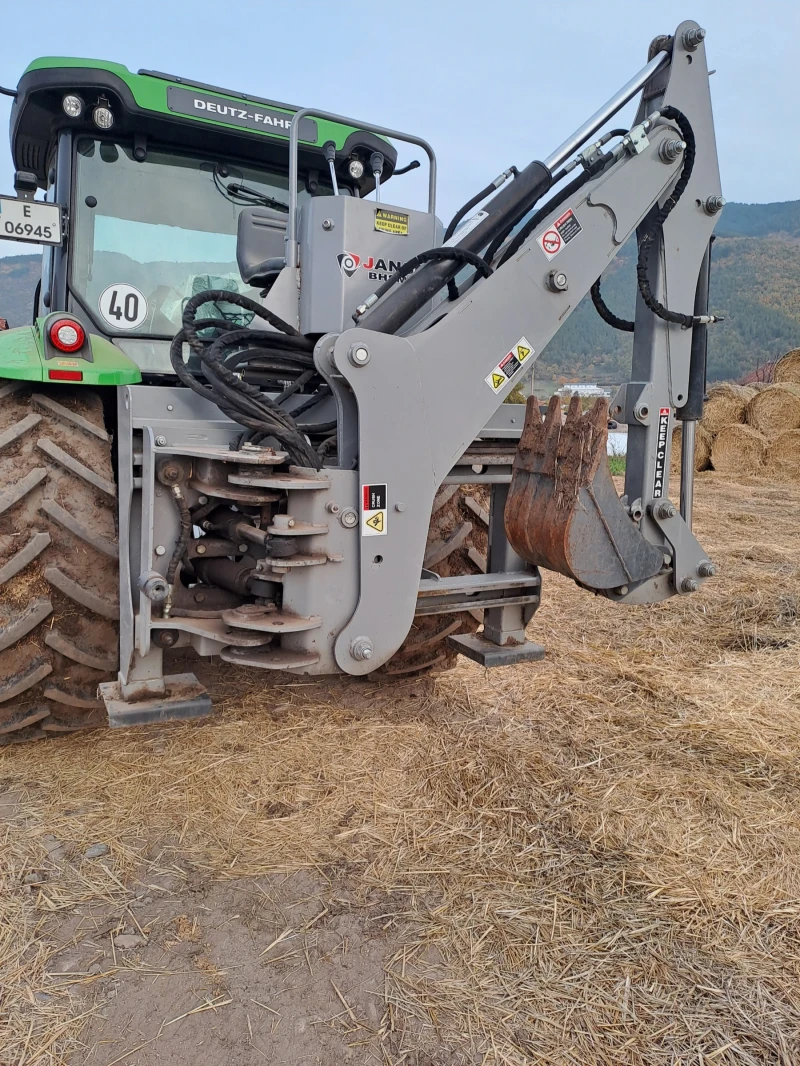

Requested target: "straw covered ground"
[{"left": 1, "top": 473, "right": 799, "bottom": 1066}]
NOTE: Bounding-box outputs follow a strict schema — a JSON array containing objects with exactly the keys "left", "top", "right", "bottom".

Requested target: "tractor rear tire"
[
  {"left": 382, "top": 485, "right": 488, "bottom": 676},
  {"left": 0, "top": 382, "right": 119, "bottom": 743}
]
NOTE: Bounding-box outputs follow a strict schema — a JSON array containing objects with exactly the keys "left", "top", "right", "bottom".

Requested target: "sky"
[{"left": 1, "top": 0, "right": 798, "bottom": 260}]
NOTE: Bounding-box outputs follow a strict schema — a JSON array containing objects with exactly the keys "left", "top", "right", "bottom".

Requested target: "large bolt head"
[
  {"left": 681, "top": 576, "right": 700, "bottom": 593},
  {"left": 703, "top": 195, "right": 726, "bottom": 215},
  {"left": 659, "top": 138, "right": 686, "bottom": 163},
  {"left": 682, "top": 26, "right": 706, "bottom": 50},
  {"left": 155, "top": 435, "right": 167, "bottom": 447},
  {"left": 340, "top": 508, "right": 359, "bottom": 528},
  {"left": 350, "top": 636, "right": 374, "bottom": 661},
  {"left": 547, "top": 269, "right": 569, "bottom": 292},
  {"left": 656, "top": 501, "right": 678, "bottom": 520},
  {"left": 697, "top": 560, "right": 717, "bottom": 578},
  {"left": 348, "top": 344, "right": 371, "bottom": 367}
]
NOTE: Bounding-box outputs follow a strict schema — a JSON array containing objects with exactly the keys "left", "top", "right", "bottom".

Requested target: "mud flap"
[{"left": 505, "top": 395, "right": 664, "bottom": 590}]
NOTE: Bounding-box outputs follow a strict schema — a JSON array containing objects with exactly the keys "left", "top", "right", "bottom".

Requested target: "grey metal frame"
[
  {"left": 324, "top": 20, "right": 720, "bottom": 672},
  {"left": 287, "top": 108, "right": 437, "bottom": 268},
  {"left": 110, "top": 20, "right": 723, "bottom": 713}
]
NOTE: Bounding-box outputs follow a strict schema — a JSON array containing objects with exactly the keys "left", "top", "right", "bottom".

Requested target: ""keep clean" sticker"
[{"left": 485, "top": 337, "right": 535, "bottom": 393}]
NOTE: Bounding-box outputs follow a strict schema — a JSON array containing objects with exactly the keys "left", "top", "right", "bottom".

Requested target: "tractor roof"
[{"left": 11, "top": 58, "right": 396, "bottom": 191}]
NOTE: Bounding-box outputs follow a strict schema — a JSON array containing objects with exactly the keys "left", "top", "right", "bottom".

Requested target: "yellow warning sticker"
[
  {"left": 374, "top": 208, "right": 409, "bottom": 236},
  {"left": 365, "top": 511, "right": 384, "bottom": 533},
  {"left": 56, "top": 359, "right": 80, "bottom": 368},
  {"left": 485, "top": 335, "right": 535, "bottom": 392}
]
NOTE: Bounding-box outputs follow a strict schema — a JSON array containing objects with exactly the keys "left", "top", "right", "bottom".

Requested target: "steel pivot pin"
[{"left": 348, "top": 344, "right": 370, "bottom": 367}]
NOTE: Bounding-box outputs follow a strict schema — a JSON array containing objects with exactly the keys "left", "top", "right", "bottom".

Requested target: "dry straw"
[
  {"left": 773, "top": 347, "right": 800, "bottom": 384},
  {"left": 1, "top": 476, "right": 799, "bottom": 1065},
  {"left": 702, "top": 382, "right": 755, "bottom": 433},
  {"left": 765, "top": 428, "right": 800, "bottom": 479},
  {"left": 711, "top": 423, "right": 767, "bottom": 473},
  {"left": 671, "top": 422, "right": 712, "bottom": 474},
  {"left": 746, "top": 383, "right": 800, "bottom": 437}
]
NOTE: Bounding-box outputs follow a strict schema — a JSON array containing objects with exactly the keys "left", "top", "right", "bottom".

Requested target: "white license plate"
[{"left": 0, "top": 194, "right": 62, "bottom": 246}]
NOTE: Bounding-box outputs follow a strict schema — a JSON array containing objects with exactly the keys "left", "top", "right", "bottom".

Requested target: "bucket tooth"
[{"left": 505, "top": 395, "right": 664, "bottom": 590}]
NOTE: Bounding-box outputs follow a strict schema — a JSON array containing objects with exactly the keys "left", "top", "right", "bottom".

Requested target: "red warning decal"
[
  {"left": 540, "top": 230, "right": 562, "bottom": 257},
  {"left": 537, "top": 209, "right": 583, "bottom": 261}
]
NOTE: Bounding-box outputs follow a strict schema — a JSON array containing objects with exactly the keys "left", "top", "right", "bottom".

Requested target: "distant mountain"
[
  {"left": 2, "top": 200, "right": 800, "bottom": 384},
  {"left": 0, "top": 253, "right": 40, "bottom": 327},
  {"left": 531, "top": 199, "right": 800, "bottom": 385}
]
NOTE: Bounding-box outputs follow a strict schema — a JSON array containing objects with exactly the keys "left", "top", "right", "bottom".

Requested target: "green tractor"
[
  {"left": 0, "top": 29, "right": 724, "bottom": 740},
  {"left": 0, "top": 57, "right": 489, "bottom": 738}
]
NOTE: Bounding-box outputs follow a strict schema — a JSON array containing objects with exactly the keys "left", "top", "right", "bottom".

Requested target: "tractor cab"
[{"left": 4, "top": 58, "right": 399, "bottom": 374}]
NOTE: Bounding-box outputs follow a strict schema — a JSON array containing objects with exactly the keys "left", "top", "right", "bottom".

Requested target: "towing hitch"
[{"left": 505, "top": 395, "right": 664, "bottom": 591}]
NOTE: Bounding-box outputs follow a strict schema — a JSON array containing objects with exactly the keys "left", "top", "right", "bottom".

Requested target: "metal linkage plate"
[
  {"left": 447, "top": 633, "right": 545, "bottom": 667},
  {"left": 100, "top": 673, "right": 212, "bottom": 727},
  {"left": 228, "top": 471, "right": 331, "bottom": 490},
  {"left": 222, "top": 606, "right": 322, "bottom": 633},
  {"left": 220, "top": 646, "right": 321, "bottom": 670},
  {"left": 156, "top": 444, "right": 288, "bottom": 465}
]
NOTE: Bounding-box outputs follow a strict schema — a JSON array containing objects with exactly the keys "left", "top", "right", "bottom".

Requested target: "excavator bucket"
[{"left": 505, "top": 395, "right": 665, "bottom": 590}]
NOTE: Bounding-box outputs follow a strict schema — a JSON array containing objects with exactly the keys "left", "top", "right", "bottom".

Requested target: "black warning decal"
[{"left": 554, "top": 208, "right": 582, "bottom": 244}]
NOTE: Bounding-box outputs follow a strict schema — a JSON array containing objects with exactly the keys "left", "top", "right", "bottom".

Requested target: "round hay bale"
[
  {"left": 745, "top": 383, "right": 800, "bottom": 437},
  {"left": 671, "top": 423, "right": 713, "bottom": 474},
  {"left": 765, "top": 429, "right": 800, "bottom": 479},
  {"left": 773, "top": 348, "right": 800, "bottom": 384},
  {"left": 711, "top": 424, "right": 767, "bottom": 474},
  {"left": 702, "top": 383, "right": 756, "bottom": 434}
]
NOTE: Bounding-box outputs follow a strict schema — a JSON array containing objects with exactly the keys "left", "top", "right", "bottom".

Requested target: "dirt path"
[{"left": 1, "top": 472, "right": 799, "bottom": 1066}]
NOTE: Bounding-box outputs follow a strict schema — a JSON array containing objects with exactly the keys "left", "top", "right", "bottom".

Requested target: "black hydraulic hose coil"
[
  {"left": 173, "top": 291, "right": 321, "bottom": 469},
  {"left": 591, "top": 107, "right": 710, "bottom": 333}
]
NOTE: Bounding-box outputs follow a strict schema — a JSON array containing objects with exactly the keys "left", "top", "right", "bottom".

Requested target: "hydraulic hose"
[
  {"left": 497, "top": 154, "right": 611, "bottom": 268},
  {"left": 354, "top": 247, "right": 492, "bottom": 322},
  {"left": 677, "top": 238, "right": 714, "bottom": 422},
  {"left": 591, "top": 107, "right": 720, "bottom": 333},
  {"left": 162, "top": 483, "right": 192, "bottom": 618},
  {"left": 443, "top": 167, "right": 518, "bottom": 243},
  {"left": 172, "top": 291, "right": 325, "bottom": 468},
  {"left": 359, "top": 159, "right": 553, "bottom": 335}
]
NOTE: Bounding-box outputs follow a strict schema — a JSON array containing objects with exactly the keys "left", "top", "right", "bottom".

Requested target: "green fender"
[{"left": 0, "top": 317, "right": 142, "bottom": 386}]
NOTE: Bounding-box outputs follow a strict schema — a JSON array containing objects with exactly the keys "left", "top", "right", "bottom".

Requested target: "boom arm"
[{"left": 316, "top": 20, "right": 722, "bottom": 673}]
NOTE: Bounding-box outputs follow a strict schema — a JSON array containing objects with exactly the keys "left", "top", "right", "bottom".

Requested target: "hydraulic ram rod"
[
  {"left": 360, "top": 48, "right": 673, "bottom": 337},
  {"left": 542, "top": 49, "right": 671, "bottom": 171}
]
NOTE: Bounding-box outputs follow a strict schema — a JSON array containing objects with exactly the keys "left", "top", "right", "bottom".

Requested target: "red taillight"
[
  {"left": 49, "top": 318, "right": 86, "bottom": 353},
  {"left": 48, "top": 369, "right": 83, "bottom": 381}
]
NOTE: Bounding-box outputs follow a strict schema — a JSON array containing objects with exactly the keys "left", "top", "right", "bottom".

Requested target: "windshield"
[{"left": 71, "top": 139, "right": 338, "bottom": 337}]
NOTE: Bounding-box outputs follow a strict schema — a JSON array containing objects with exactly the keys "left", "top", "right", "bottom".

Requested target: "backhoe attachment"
[{"left": 505, "top": 396, "right": 664, "bottom": 591}]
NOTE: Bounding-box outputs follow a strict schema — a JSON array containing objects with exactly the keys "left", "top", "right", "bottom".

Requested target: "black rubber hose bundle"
[
  {"left": 591, "top": 107, "right": 705, "bottom": 333},
  {"left": 353, "top": 247, "right": 492, "bottom": 322},
  {"left": 172, "top": 291, "right": 323, "bottom": 468}
]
